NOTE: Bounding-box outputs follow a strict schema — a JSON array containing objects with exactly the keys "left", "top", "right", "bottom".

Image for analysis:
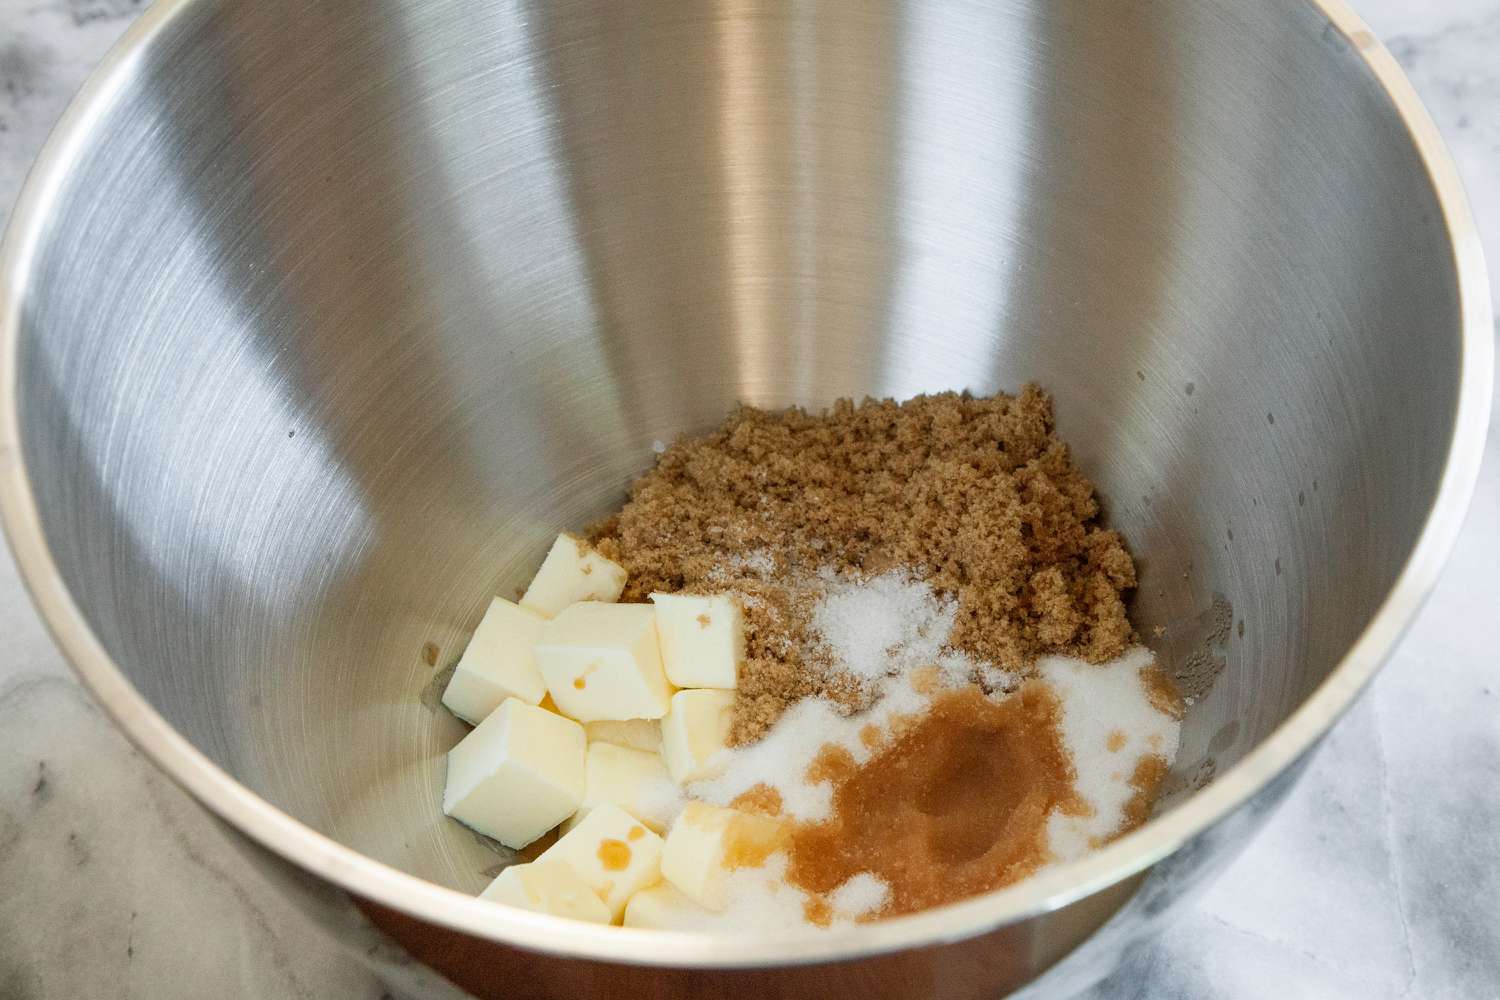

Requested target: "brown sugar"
[
  {"left": 590, "top": 385, "right": 1137, "bottom": 744},
  {"left": 784, "top": 683, "right": 1085, "bottom": 919}
]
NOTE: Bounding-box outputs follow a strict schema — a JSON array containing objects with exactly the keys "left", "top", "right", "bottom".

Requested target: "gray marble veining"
[{"left": 1, "top": 0, "right": 1497, "bottom": 996}]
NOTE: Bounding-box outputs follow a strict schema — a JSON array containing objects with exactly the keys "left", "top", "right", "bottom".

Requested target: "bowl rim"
[{"left": 0, "top": 0, "right": 1491, "bottom": 970}]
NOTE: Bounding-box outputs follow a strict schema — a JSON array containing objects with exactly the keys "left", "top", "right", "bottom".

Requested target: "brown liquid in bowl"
[{"left": 786, "top": 683, "right": 1087, "bottom": 919}]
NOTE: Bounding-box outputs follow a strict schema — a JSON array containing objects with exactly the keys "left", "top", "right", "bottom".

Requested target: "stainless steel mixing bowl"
[{"left": 0, "top": 0, "right": 1491, "bottom": 996}]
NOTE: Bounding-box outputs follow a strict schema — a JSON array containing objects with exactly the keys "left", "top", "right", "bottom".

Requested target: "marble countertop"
[{"left": 2, "top": 1, "right": 1497, "bottom": 997}]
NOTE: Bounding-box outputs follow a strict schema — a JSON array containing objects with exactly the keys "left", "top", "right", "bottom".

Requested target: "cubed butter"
[
  {"left": 660, "top": 688, "right": 734, "bottom": 783},
  {"left": 519, "top": 533, "right": 628, "bottom": 618},
  {"left": 443, "top": 698, "right": 585, "bottom": 849},
  {"left": 441, "top": 598, "right": 548, "bottom": 724},
  {"left": 538, "top": 803, "right": 664, "bottom": 922},
  {"left": 650, "top": 592, "right": 743, "bottom": 689},
  {"left": 584, "top": 719, "right": 662, "bottom": 754},
  {"left": 562, "top": 742, "right": 675, "bottom": 835},
  {"left": 622, "top": 882, "right": 716, "bottom": 930},
  {"left": 660, "top": 802, "right": 787, "bottom": 910},
  {"left": 480, "top": 860, "right": 611, "bottom": 925},
  {"left": 534, "top": 603, "right": 672, "bottom": 722}
]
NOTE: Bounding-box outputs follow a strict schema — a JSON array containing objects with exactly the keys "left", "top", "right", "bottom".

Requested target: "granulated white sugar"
[
  {"left": 682, "top": 571, "right": 1182, "bottom": 918},
  {"left": 705, "top": 549, "right": 777, "bottom": 585},
  {"left": 809, "top": 572, "right": 957, "bottom": 681},
  {"left": 1040, "top": 647, "right": 1181, "bottom": 861},
  {"left": 691, "top": 667, "right": 933, "bottom": 822},
  {"left": 979, "top": 663, "right": 1023, "bottom": 694},
  {"left": 628, "top": 854, "right": 825, "bottom": 933},
  {"left": 937, "top": 650, "right": 980, "bottom": 689},
  {"left": 697, "top": 643, "right": 1178, "bottom": 851},
  {"left": 829, "top": 872, "right": 891, "bottom": 919},
  {"left": 736, "top": 551, "right": 776, "bottom": 577},
  {"left": 636, "top": 856, "right": 892, "bottom": 934},
  {"left": 637, "top": 777, "right": 688, "bottom": 832},
  {"left": 690, "top": 656, "right": 936, "bottom": 821},
  {"left": 718, "top": 854, "right": 820, "bottom": 929}
]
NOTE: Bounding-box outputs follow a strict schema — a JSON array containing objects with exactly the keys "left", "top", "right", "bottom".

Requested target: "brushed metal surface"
[{"left": 0, "top": 0, "right": 1490, "bottom": 994}]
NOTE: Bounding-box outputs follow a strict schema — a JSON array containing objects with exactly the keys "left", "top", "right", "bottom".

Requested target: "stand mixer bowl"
[{"left": 0, "top": 0, "right": 1489, "bottom": 996}]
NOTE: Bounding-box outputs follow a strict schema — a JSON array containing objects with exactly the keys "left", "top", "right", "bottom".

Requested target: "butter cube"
[
  {"left": 650, "top": 593, "right": 743, "bottom": 689},
  {"left": 520, "top": 533, "right": 628, "bottom": 618},
  {"left": 480, "top": 860, "right": 611, "bottom": 925},
  {"left": 622, "top": 882, "right": 716, "bottom": 930},
  {"left": 534, "top": 603, "right": 672, "bottom": 722},
  {"left": 441, "top": 598, "right": 548, "bottom": 723},
  {"left": 584, "top": 719, "right": 662, "bottom": 754},
  {"left": 443, "top": 698, "right": 585, "bottom": 849},
  {"left": 563, "top": 742, "right": 676, "bottom": 835},
  {"left": 660, "top": 688, "right": 734, "bottom": 783},
  {"left": 539, "top": 803, "right": 665, "bottom": 922},
  {"left": 660, "top": 802, "right": 787, "bottom": 910}
]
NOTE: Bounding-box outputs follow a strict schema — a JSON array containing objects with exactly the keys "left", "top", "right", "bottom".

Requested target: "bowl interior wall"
[{"left": 16, "top": 0, "right": 1459, "bottom": 891}]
